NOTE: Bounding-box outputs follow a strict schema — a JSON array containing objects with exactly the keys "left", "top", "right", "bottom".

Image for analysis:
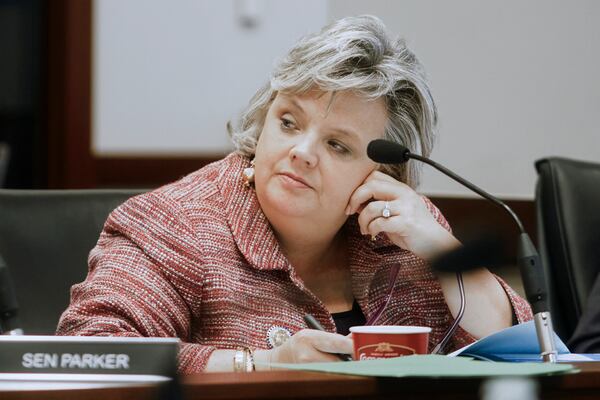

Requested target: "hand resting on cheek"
[{"left": 345, "top": 170, "right": 461, "bottom": 261}]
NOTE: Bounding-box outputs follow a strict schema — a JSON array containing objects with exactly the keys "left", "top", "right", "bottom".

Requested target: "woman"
[{"left": 57, "top": 15, "right": 531, "bottom": 373}]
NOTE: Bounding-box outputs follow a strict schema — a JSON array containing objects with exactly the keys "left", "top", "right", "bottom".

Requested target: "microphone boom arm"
[
  {"left": 406, "top": 153, "right": 557, "bottom": 362},
  {"left": 409, "top": 154, "right": 525, "bottom": 233}
]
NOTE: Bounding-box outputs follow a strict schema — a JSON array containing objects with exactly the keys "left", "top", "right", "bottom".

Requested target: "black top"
[{"left": 331, "top": 300, "right": 366, "bottom": 336}]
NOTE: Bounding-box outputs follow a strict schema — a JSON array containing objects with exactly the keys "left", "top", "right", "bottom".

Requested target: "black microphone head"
[
  {"left": 367, "top": 139, "right": 411, "bottom": 164},
  {"left": 430, "top": 234, "right": 509, "bottom": 273}
]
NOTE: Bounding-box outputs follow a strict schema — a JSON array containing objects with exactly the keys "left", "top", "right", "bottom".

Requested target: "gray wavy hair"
[{"left": 228, "top": 15, "right": 437, "bottom": 188}]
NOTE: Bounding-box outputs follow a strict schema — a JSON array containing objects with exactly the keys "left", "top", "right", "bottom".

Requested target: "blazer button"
[{"left": 267, "top": 326, "right": 292, "bottom": 348}]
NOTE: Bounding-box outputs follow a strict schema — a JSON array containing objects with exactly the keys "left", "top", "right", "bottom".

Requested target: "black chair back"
[
  {"left": 535, "top": 157, "right": 600, "bottom": 341},
  {"left": 0, "top": 189, "right": 144, "bottom": 334}
]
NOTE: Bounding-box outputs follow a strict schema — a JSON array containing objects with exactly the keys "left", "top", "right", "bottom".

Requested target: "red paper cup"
[{"left": 350, "top": 326, "right": 431, "bottom": 360}]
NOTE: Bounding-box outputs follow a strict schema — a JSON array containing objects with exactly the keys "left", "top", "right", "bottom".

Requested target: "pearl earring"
[{"left": 243, "top": 159, "right": 255, "bottom": 187}]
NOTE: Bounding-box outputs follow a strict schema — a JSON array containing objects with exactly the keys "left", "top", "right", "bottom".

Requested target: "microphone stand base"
[{"left": 534, "top": 311, "right": 558, "bottom": 363}]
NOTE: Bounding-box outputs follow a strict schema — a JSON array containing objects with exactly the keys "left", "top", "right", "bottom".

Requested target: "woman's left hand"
[{"left": 345, "top": 170, "right": 460, "bottom": 261}]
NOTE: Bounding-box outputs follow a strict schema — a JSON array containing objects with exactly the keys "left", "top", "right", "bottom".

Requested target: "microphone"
[
  {"left": 431, "top": 234, "right": 508, "bottom": 273},
  {"left": 367, "top": 139, "right": 558, "bottom": 362},
  {"left": 0, "top": 255, "right": 23, "bottom": 335}
]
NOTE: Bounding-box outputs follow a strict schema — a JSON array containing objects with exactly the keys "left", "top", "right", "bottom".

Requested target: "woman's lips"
[{"left": 278, "top": 172, "right": 312, "bottom": 189}]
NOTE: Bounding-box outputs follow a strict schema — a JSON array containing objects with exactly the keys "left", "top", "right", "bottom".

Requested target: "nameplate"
[{"left": 0, "top": 336, "right": 179, "bottom": 376}]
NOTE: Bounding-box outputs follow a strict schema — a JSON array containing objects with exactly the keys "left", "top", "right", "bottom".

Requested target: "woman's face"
[{"left": 254, "top": 89, "right": 387, "bottom": 229}]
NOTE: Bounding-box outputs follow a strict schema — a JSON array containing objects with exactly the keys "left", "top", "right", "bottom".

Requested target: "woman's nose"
[{"left": 289, "top": 136, "right": 318, "bottom": 168}]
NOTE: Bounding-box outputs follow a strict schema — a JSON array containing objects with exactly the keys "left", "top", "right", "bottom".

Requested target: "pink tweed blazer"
[{"left": 56, "top": 153, "right": 532, "bottom": 373}]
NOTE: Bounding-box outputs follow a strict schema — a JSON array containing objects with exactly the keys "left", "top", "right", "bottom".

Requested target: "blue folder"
[{"left": 449, "top": 320, "right": 600, "bottom": 362}]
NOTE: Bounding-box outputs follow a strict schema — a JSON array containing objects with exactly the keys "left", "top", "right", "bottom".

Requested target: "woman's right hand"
[{"left": 254, "top": 329, "right": 353, "bottom": 369}]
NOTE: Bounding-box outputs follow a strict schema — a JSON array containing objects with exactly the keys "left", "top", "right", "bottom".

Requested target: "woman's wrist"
[
  {"left": 233, "top": 347, "right": 256, "bottom": 372},
  {"left": 252, "top": 349, "right": 273, "bottom": 371},
  {"left": 413, "top": 225, "right": 461, "bottom": 262}
]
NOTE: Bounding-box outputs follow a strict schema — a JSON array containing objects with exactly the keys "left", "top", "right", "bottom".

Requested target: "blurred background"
[{"left": 1, "top": 0, "right": 599, "bottom": 292}]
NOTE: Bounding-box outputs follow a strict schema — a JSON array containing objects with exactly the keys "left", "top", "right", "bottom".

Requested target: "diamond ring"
[{"left": 382, "top": 202, "right": 391, "bottom": 218}]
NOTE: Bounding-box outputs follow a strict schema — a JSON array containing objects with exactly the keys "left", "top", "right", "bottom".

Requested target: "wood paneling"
[
  {"left": 94, "top": 156, "right": 223, "bottom": 188},
  {"left": 430, "top": 196, "right": 535, "bottom": 244},
  {"left": 46, "top": 0, "right": 95, "bottom": 188}
]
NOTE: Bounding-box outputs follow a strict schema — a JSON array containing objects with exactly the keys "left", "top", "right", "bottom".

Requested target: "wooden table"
[{"left": 2, "top": 362, "right": 600, "bottom": 400}]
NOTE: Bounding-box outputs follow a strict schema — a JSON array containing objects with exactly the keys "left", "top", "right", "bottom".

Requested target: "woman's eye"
[
  {"left": 280, "top": 118, "right": 297, "bottom": 131},
  {"left": 328, "top": 140, "right": 350, "bottom": 154}
]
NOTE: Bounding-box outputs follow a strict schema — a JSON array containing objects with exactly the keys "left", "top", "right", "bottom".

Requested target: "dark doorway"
[{"left": 0, "top": 0, "right": 45, "bottom": 188}]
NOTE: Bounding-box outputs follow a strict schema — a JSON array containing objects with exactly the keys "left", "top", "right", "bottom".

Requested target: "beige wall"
[
  {"left": 329, "top": 0, "right": 600, "bottom": 199},
  {"left": 92, "top": 0, "right": 600, "bottom": 199}
]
